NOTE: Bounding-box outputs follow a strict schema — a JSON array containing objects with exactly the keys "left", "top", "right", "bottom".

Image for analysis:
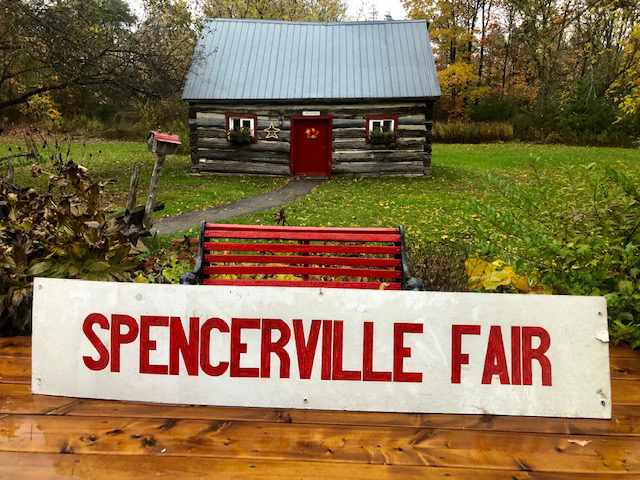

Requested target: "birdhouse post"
[{"left": 144, "top": 131, "right": 181, "bottom": 228}]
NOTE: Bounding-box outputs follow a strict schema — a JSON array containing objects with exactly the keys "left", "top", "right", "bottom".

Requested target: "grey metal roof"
[{"left": 183, "top": 19, "right": 440, "bottom": 101}]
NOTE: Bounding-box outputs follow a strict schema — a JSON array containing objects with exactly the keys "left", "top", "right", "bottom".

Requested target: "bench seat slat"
[
  {"left": 203, "top": 242, "right": 401, "bottom": 255},
  {"left": 202, "top": 265, "right": 402, "bottom": 279},
  {"left": 204, "top": 230, "right": 401, "bottom": 243},
  {"left": 204, "top": 254, "right": 401, "bottom": 268},
  {"left": 205, "top": 223, "right": 398, "bottom": 234},
  {"left": 201, "top": 279, "right": 402, "bottom": 290}
]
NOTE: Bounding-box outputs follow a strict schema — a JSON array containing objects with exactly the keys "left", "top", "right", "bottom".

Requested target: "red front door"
[{"left": 290, "top": 117, "right": 332, "bottom": 177}]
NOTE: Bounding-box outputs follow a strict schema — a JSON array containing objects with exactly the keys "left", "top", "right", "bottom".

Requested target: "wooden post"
[
  {"left": 143, "top": 153, "right": 166, "bottom": 229},
  {"left": 126, "top": 164, "right": 141, "bottom": 213},
  {"left": 6, "top": 161, "right": 14, "bottom": 185}
]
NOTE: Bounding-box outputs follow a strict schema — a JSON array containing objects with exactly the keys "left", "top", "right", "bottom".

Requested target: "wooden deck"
[{"left": 0, "top": 337, "right": 639, "bottom": 479}]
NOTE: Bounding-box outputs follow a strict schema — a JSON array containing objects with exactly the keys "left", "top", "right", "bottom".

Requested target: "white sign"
[
  {"left": 31, "top": 278, "right": 611, "bottom": 418},
  {"left": 302, "top": 110, "right": 321, "bottom": 116}
]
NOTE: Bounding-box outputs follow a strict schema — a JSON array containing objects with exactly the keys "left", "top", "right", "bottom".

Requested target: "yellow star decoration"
[{"left": 264, "top": 121, "right": 281, "bottom": 140}]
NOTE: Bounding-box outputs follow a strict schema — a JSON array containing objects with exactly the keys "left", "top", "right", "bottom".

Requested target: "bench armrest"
[
  {"left": 180, "top": 221, "right": 206, "bottom": 286},
  {"left": 399, "top": 225, "right": 423, "bottom": 291}
]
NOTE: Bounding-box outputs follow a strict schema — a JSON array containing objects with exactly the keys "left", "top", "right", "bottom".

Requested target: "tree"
[
  {"left": 0, "top": 0, "right": 198, "bottom": 117},
  {"left": 201, "top": 0, "right": 347, "bottom": 22}
]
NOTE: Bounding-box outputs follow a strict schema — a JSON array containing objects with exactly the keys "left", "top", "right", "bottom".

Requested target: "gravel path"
[{"left": 152, "top": 178, "right": 323, "bottom": 235}]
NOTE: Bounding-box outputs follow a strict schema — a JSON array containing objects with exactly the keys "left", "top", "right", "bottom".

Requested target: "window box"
[
  {"left": 365, "top": 115, "right": 398, "bottom": 148},
  {"left": 226, "top": 113, "right": 257, "bottom": 145}
]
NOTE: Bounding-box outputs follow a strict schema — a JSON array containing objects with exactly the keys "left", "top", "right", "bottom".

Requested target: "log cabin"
[{"left": 183, "top": 19, "right": 440, "bottom": 177}]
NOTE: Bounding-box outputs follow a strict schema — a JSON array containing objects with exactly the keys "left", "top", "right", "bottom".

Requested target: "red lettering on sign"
[
  {"left": 522, "top": 326, "right": 552, "bottom": 386},
  {"left": 362, "top": 322, "right": 392, "bottom": 382},
  {"left": 200, "top": 317, "right": 229, "bottom": 376},
  {"left": 482, "top": 325, "right": 510, "bottom": 385},
  {"left": 169, "top": 317, "right": 200, "bottom": 376},
  {"left": 82, "top": 313, "right": 110, "bottom": 371},
  {"left": 261, "top": 319, "right": 291, "bottom": 378},
  {"left": 511, "top": 326, "right": 522, "bottom": 385},
  {"left": 393, "top": 323, "right": 423, "bottom": 382},
  {"left": 321, "top": 320, "right": 332, "bottom": 380},
  {"left": 293, "top": 319, "right": 321, "bottom": 379},
  {"left": 111, "top": 314, "right": 139, "bottom": 373},
  {"left": 451, "top": 324, "right": 481, "bottom": 383},
  {"left": 332, "top": 321, "right": 362, "bottom": 380},
  {"left": 230, "top": 318, "right": 260, "bottom": 378},
  {"left": 139, "top": 316, "right": 168, "bottom": 375}
]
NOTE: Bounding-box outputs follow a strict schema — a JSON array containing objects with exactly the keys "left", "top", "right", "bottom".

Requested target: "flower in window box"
[
  {"left": 369, "top": 128, "right": 397, "bottom": 148},
  {"left": 228, "top": 127, "right": 253, "bottom": 146}
]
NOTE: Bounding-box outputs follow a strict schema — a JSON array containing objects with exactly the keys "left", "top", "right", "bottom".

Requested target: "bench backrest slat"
[
  {"left": 204, "top": 254, "right": 401, "bottom": 268},
  {"left": 202, "top": 279, "right": 403, "bottom": 290},
  {"left": 205, "top": 223, "right": 397, "bottom": 234},
  {"left": 203, "top": 242, "right": 401, "bottom": 255},
  {"left": 204, "top": 229, "right": 401, "bottom": 243},
  {"left": 203, "top": 265, "right": 402, "bottom": 279},
  {"left": 190, "top": 223, "right": 410, "bottom": 290}
]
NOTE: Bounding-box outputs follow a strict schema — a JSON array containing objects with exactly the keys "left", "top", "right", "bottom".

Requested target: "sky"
[{"left": 126, "top": 1, "right": 407, "bottom": 21}]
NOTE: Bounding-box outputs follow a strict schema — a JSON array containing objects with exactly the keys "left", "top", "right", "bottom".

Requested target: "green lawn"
[
  {"left": 0, "top": 140, "right": 286, "bottom": 217},
  {"left": 3, "top": 139, "right": 639, "bottom": 248},
  {"left": 232, "top": 143, "right": 640, "bottom": 248}
]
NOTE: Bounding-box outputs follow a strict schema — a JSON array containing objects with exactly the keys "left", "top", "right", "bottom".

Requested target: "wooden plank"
[
  {"left": 398, "top": 124, "right": 427, "bottom": 132},
  {"left": 0, "top": 380, "right": 636, "bottom": 436},
  {"left": 1, "top": 452, "right": 629, "bottom": 480},
  {"left": 333, "top": 127, "right": 365, "bottom": 139},
  {"left": 190, "top": 103, "right": 425, "bottom": 114},
  {"left": 333, "top": 150, "right": 426, "bottom": 161},
  {"left": 56, "top": 397, "right": 640, "bottom": 436},
  {"left": 612, "top": 345, "right": 640, "bottom": 358},
  {"left": 332, "top": 137, "right": 424, "bottom": 148},
  {"left": 0, "top": 384, "right": 74, "bottom": 415},
  {"left": 195, "top": 160, "right": 290, "bottom": 175},
  {"left": 196, "top": 139, "right": 290, "bottom": 152},
  {"left": 0, "top": 337, "right": 30, "bottom": 357},
  {"left": 611, "top": 355, "right": 640, "bottom": 380},
  {"left": 203, "top": 230, "right": 401, "bottom": 242},
  {"left": 198, "top": 152, "right": 290, "bottom": 165},
  {"left": 333, "top": 161, "right": 424, "bottom": 175},
  {"left": 202, "top": 279, "right": 401, "bottom": 289},
  {"left": 613, "top": 379, "right": 640, "bottom": 405},
  {"left": 203, "top": 254, "right": 401, "bottom": 268},
  {"left": 0, "top": 355, "right": 30, "bottom": 384},
  {"left": 202, "top": 265, "right": 402, "bottom": 279},
  {"left": 0, "top": 415, "right": 638, "bottom": 472},
  {"left": 203, "top": 242, "right": 401, "bottom": 255}
]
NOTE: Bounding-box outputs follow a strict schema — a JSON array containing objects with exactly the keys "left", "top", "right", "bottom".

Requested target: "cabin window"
[
  {"left": 368, "top": 119, "right": 395, "bottom": 133},
  {"left": 365, "top": 115, "right": 398, "bottom": 144},
  {"left": 228, "top": 116, "right": 256, "bottom": 137}
]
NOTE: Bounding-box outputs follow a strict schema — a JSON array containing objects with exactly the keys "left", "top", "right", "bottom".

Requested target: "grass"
[
  {"left": 230, "top": 143, "right": 640, "bottom": 248},
  {"left": 2, "top": 139, "right": 639, "bottom": 248},
  {"left": 0, "top": 139, "right": 286, "bottom": 218}
]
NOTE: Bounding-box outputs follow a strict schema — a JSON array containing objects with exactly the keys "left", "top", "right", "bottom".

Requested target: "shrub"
[
  {"left": 433, "top": 121, "right": 513, "bottom": 143},
  {"left": 411, "top": 241, "right": 469, "bottom": 292},
  {"left": 0, "top": 160, "right": 140, "bottom": 335},
  {"left": 469, "top": 94, "right": 521, "bottom": 122},
  {"left": 470, "top": 166, "right": 640, "bottom": 349}
]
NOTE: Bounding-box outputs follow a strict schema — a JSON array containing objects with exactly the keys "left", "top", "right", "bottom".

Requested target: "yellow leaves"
[
  {"left": 465, "top": 258, "right": 548, "bottom": 294},
  {"left": 438, "top": 62, "right": 478, "bottom": 91}
]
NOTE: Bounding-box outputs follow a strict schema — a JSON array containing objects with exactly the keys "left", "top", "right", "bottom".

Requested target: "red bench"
[{"left": 181, "top": 222, "right": 422, "bottom": 290}]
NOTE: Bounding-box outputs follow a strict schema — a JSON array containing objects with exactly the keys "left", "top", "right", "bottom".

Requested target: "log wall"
[{"left": 188, "top": 101, "right": 434, "bottom": 176}]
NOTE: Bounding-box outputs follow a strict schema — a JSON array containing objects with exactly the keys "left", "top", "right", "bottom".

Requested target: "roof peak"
[{"left": 205, "top": 18, "right": 425, "bottom": 27}]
